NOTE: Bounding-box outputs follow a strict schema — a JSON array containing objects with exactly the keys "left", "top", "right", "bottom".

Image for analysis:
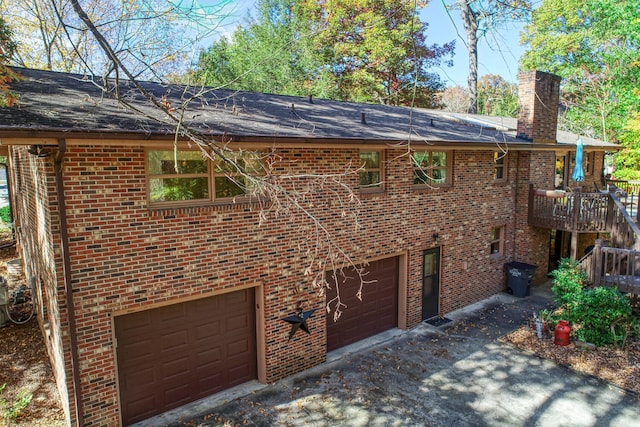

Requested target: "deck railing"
[
  {"left": 528, "top": 186, "right": 609, "bottom": 232},
  {"left": 607, "top": 195, "right": 640, "bottom": 250},
  {"left": 606, "top": 179, "right": 639, "bottom": 221},
  {"left": 581, "top": 239, "right": 640, "bottom": 294}
]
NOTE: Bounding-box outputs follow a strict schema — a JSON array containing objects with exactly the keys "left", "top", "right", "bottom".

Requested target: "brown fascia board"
[
  {"left": 0, "top": 125, "right": 617, "bottom": 154},
  {"left": 0, "top": 128, "right": 613, "bottom": 153}
]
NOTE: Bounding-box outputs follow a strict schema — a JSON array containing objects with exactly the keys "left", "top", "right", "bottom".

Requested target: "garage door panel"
[
  {"left": 160, "top": 330, "right": 189, "bottom": 353},
  {"left": 122, "top": 367, "right": 156, "bottom": 391},
  {"left": 116, "top": 289, "right": 257, "bottom": 425},
  {"left": 120, "top": 338, "right": 154, "bottom": 364},
  {"left": 120, "top": 311, "right": 153, "bottom": 332},
  {"left": 156, "top": 304, "right": 188, "bottom": 326},
  {"left": 195, "top": 345, "right": 222, "bottom": 362},
  {"left": 161, "top": 355, "right": 191, "bottom": 380},
  {"left": 163, "top": 383, "right": 193, "bottom": 406},
  {"left": 227, "top": 364, "right": 255, "bottom": 385},
  {"left": 125, "top": 395, "right": 156, "bottom": 421},
  {"left": 194, "top": 320, "right": 221, "bottom": 340},
  {"left": 226, "top": 312, "right": 251, "bottom": 328},
  {"left": 227, "top": 337, "right": 251, "bottom": 356},
  {"left": 326, "top": 257, "right": 399, "bottom": 351}
]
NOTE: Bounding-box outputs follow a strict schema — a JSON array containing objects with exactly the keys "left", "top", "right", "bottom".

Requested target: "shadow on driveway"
[{"left": 155, "top": 284, "right": 638, "bottom": 427}]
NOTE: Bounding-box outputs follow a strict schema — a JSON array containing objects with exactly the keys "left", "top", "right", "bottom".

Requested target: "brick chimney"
[{"left": 517, "top": 71, "right": 562, "bottom": 143}]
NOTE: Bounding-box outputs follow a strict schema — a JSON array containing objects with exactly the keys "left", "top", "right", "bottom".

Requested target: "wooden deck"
[
  {"left": 529, "top": 182, "right": 640, "bottom": 295},
  {"left": 528, "top": 187, "right": 609, "bottom": 232}
]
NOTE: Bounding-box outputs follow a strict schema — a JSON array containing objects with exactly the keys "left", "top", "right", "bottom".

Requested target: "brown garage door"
[
  {"left": 115, "top": 289, "right": 256, "bottom": 425},
  {"left": 326, "top": 256, "right": 399, "bottom": 351}
]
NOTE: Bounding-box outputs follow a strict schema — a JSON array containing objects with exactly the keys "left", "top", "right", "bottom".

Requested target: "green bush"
[
  {"left": 568, "top": 287, "right": 634, "bottom": 346},
  {"left": 551, "top": 258, "right": 586, "bottom": 307},
  {"left": 0, "top": 205, "right": 10, "bottom": 225},
  {"left": 550, "top": 258, "right": 637, "bottom": 347}
]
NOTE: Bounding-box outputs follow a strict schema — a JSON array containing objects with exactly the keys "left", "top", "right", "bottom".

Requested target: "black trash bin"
[{"left": 505, "top": 262, "right": 537, "bottom": 297}]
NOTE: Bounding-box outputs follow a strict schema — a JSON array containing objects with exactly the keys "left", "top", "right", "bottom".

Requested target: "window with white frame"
[
  {"left": 147, "top": 149, "right": 262, "bottom": 204},
  {"left": 412, "top": 151, "right": 450, "bottom": 187}
]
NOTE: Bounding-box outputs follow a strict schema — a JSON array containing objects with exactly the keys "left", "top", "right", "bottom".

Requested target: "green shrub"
[
  {"left": 549, "top": 258, "right": 637, "bottom": 347},
  {"left": 0, "top": 205, "right": 10, "bottom": 225},
  {"left": 551, "top": 258, "right": 585, "bottom": 307},
  {"left": 568, "top": 287, "right": 633, "bottom": 346}
]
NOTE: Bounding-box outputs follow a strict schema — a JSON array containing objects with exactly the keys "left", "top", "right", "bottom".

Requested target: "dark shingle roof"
[{"left": 0, "top": 67, "right": 618, "bottom": 150}]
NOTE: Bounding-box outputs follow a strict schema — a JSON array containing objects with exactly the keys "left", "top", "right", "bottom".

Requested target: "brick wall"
[
  {"left": 10, "top": 146, "right": 74, "bottom": 423},
  {"left": 15, "top": 143, "right": 553, "bottom": 425}
]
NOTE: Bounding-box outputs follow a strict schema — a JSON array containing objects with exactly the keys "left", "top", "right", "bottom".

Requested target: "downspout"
[
  {"left": 55, "top": 139, "right": 85, "bottom": 426},
  {"left": 513, "top": 151, "right": 520, "bottom": 261}
]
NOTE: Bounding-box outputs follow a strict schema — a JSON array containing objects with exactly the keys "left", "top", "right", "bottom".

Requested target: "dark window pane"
[
  {"left": 432, "top": 169, "right": 446, "bottom": 183},
  {"left": 360, "top": 152, "right": 379, "bottom": 168},
  {"left": 432, "top": 152, "right": 446, "bottom": 167},
  {"left": 412, "top": 152, "right": 429, "bottom": 167},
  {"left": 414, "top": 169, "right": 430, "bottom": 185},
  {"left": 215, "top": 176, "right": 245, "bottom": 198},
  {"left": 148, "top": 151, "right": 207, "bottom": 175},
  {"left": 215, "top": 157, "right": 241, "bottom": 174},
  {"left": 149, "top": 177, "right": 209, "bottom": 202},
  {"left": 491, "top": 241, "right": 500, "bottom": 254},
  {"left": 359, "top": 171, "right": 380, "bottom": 187}
]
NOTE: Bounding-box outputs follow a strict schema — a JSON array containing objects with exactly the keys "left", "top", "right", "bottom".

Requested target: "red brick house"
[{"left": 0, "top": 68, "right": 617, "bottom": 426}]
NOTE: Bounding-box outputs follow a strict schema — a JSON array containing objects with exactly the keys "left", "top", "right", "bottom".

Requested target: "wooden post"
[
  {"left": 571, "top": 232, "right": 578, "bottom": 260},
  {"left": 593, "top": 239, "right": 603, "bottom": 286},
  {"left": 606, "top": 192, "right": 615, "bottom": 230},
  {"left": 570, "top": 190, "right": 580, "bottom": 259}
]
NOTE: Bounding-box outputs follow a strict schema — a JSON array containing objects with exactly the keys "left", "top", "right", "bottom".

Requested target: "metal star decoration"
[{"left": 281, "top": 308, "right": 316, "bottom": 340}]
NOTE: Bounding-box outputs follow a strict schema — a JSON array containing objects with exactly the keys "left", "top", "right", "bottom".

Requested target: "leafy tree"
[
  {"left": 438, "top": 75, "right": 518, "bottom": 117},
  {"left": 438, "top": 85, "right": 469, "bottom": 112},
  {"left": 297, "top": 0, "right": 455, "bottom": 106},
  {"left": 0, "top": 0, "right": 225, "bottom": 77},
  {"left": 195, "top": 0, "right": 321, "bottom": 96},
  {"left": 520, "top": 0, "right": 640, "bottom": 178},
  {"left": 452, "top": 0, "right": 531, "bottom": 113},
  {"left": 196, "top": 0, "right": 454, "bottom": 106},
  {"left": 476, "top": 74, "right": 518, "bottom": 117},
  {"left": 0, "top": 16, "right": 19, "bottom": 107},
  {"left": 616, "top": 110, "right": 640, "bottom": 180}
]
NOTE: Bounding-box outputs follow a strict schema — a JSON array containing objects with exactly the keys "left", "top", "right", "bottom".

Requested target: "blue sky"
[
  {"left": 196, "top": 0, "right": 529, "bottom": 86},
  {"left": 419, "top": 1, "right": 527, "bottom": 86}
]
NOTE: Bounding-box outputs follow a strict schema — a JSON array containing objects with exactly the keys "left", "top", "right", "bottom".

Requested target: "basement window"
[
  {"left": 490, "top": 226, "right": 505, "bottom": 257},
  {"left": 147, "top": 149, "right": 262, "bottom": 205}
]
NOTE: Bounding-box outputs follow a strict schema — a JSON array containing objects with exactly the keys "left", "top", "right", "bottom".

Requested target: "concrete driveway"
[{"left": 138, "top": 284, "right": 639, "bottom": 427}]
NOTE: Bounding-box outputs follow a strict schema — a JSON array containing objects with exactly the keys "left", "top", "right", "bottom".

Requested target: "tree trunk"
[{"left": 458, "top": 1, "right": 478, "bottom": 114}]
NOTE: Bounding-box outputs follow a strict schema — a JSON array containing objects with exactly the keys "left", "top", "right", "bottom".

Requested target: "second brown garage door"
[
  {"left": 326, "top": 256, "right": 399, "bottom": 351},
  {"left": 114, "top": 289, "right": 256, "bottom": 425}
]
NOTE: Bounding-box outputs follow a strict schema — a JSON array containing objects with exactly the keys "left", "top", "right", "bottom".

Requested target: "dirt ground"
[
  {"left": 0, "top": 243, "right": 637, "bottom": 425},
  {"left": 0, "top": 246, "right": 66, "bottom": 426}
]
